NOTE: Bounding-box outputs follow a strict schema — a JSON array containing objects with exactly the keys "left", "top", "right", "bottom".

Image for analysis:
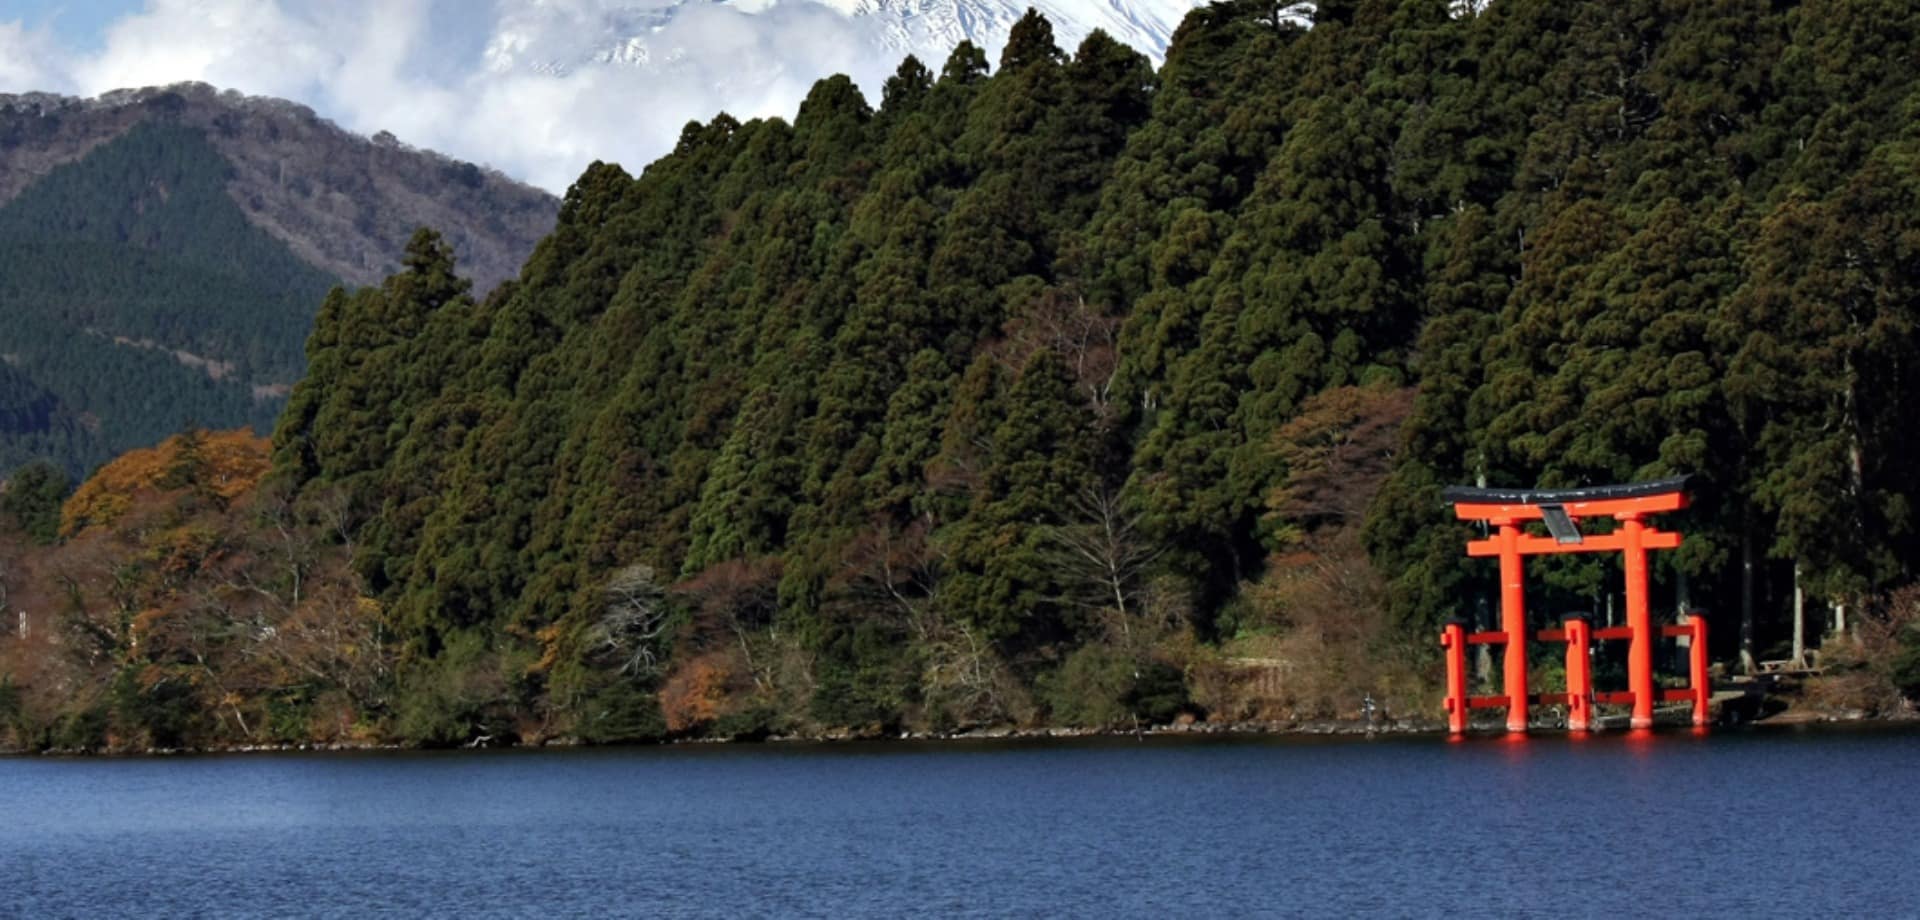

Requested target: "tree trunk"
[
  {"left": 1740, "top": 529, "right": 1755, "bottom": 674},
  {"left": 1792, "top": 563, "right": 1806, "bottom": 668},
  {"left": 1674, "top": 570, "right": 1692, "bottom": 667}
]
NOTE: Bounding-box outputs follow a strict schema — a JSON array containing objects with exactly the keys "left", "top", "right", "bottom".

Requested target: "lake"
[{"left": 4, "top": 726, "right": 1918, "bottom": 917}]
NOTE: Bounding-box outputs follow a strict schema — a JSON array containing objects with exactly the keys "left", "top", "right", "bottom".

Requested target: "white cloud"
[
  {"left": 0, "top": 0, "right": 1145, "bottom": 194},
  {"left": 0, "top": 19, "right": 74, "bottom": 94},
  {"left": 71, "top": 0, "right": 341, "bottom": 103},
  {"left": 422, "top": 1, "right": 889, "bottom": 191}
]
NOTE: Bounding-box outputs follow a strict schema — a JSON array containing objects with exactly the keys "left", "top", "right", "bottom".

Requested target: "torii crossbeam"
[{"left": 1440, "top": 476, "right": 1709, "bottom": 733}]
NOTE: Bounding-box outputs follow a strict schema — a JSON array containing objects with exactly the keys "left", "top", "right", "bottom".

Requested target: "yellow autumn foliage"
[{"left": 61, "top": 429, "right": 272, "bottom": 536}]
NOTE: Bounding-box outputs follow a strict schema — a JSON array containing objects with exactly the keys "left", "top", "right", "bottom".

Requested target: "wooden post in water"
[
  {"left": 1622, "top": 515, "right": 1655, "bottom": 730},
  {"left": 1565, "top": 616, "right": 1592, "bottom": 732},
  {"left": 1688, "top": 612, "right": 1711, "bottom": 727},
  {"left": 1442, "top": 620, "right": 1469, "bottom": 735},
  {"left": 1497, "top": 522, "right": 1528, "bottom": 733}
]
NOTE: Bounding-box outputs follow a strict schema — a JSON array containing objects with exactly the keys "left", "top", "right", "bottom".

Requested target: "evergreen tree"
[{"left": 1, "top": 460, "right": 70, "bottom": 544}]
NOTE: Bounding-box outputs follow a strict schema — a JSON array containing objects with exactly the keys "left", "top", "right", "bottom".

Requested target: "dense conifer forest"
[
  {"left": 0, "top": 87, "right": 559, "bottom": 480},
  {"left": 0, "top": 121, "right": 338, "bottom": 475},
  {"left": 4, "top": 0, "right": 1920, "bottom": 751}
]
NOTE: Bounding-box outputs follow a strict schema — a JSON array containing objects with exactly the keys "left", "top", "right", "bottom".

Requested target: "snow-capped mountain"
[
  {"left": 822, "top": 0, "right": 1202, "bottom": 64},
  {"left": 484, "top": 0, "right": 1215, "bottom": 81},
  {"left": 468, "top": 0, "right": 1322, "bottom": 189}
]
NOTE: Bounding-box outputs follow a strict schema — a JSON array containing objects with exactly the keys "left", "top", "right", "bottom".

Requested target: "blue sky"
[
  {"left": 5, "top": 0, "right": 493, "bottom": 84},
  {"left": 6, "top": 0, "right": 143, "bottom": 50}
]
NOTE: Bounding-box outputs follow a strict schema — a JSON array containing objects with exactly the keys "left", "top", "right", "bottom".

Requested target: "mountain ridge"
[{"left": 0, "top": 82, "right": 558, "bottom": 292}]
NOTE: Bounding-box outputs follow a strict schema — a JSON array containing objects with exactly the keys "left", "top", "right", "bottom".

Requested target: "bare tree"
[
  {"left": 673, "top": 557, "right": 782, "bottom": 692},
  {"left": 1047, "top": 482, "right": 1165, "bottom": 644},
  {"left": 305, "top": 484, "right": 364, "bottom": 552},
  {"left": 837, "top": 519, "right": 1030, "bottom": 726},
  {"left": 250, "top": 586, "right": 390, "bottom": 713},
  {"left": 589, "top": 564, "right": 671, "bottom": 677},
  {"left": 1267, "top": 386, "right": 1417, "bottom": 530},
  {"left": 918, "top": 615, "right": 1031, "bottom": 726},
  {"left": 1259, "top": 1, "right": 1314, "bottom": 30},
  {"left": 155, "top": 594, "right": 261, "bottom": 740},
  {"left": 838, "top": 518, "right": 944, "bottom": 639},
  {"left": 996, "top": 289, "right": 1122, "bottom": 419}
]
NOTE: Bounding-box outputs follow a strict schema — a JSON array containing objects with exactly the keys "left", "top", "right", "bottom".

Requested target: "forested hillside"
[
  {"left": 0, "top": 121, "right": 337, "bottom": 475},
  {"left": 0, "top": 86, "right": 559, "bottom": 478},
  {"left": 0, "top": 84, "right": 557, "bottom": 290},
  {"left": 6, "top": 0, "right": 1920, "bottom": 751}
]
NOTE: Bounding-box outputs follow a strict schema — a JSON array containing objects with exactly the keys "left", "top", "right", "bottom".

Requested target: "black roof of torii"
[{"left": 1439, "top": 475, "right": 1691, "bottom": 507}]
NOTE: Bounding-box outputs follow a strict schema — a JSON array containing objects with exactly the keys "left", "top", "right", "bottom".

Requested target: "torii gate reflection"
[{"left": 1439, "top": 477, "right": 1710, "bottom": 733}]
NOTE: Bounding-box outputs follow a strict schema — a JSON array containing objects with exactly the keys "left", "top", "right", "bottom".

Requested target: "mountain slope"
[
  {"left": 0, "top": 83, "right": 558, "bottom": 292},
  {"left": 0, "top": 120, "right": 336, "bottom": 475},
  {"left": 0, "top": 120, "right": 341, "bottom": 373},
  {"left": 0, "top": 85, "right": 561, "bottom": 477}
]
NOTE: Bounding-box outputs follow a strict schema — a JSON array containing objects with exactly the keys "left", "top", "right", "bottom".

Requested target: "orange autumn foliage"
[
  {"left": 62, "top": 429, "right": 272, "bottom": 536},
  {"left": 659, "top": 652, "right": 734, "bottom": 734}
]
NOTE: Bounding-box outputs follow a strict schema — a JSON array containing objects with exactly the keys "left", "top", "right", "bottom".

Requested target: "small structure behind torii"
[{"left": 1440, "top": 476, "right": 1710, "bottom": 733}]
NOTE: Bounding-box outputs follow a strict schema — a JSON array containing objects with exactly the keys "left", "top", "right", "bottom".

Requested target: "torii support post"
[
  {"left": 1497, "top": 522, "right": 1528, "bottom": 731},
  {"left": 1442, "top": 620, "right": 1469, "bottom": 735},
  {"left": 1688, "top": 612, "right": 1711, "bottom": 727},
  {"left": 1442, "top": 476, "right": 1691, "bottom": 734},
  {"left": 1622, "top": 516, "right": 1654, "bottom": 728},
  {"left": 1564, "top": 616, "right": 1592, "bottom": 732}
]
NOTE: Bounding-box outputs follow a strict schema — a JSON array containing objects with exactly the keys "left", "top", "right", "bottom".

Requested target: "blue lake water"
[{"left": 4, "top": 726, "right": 1919, "bottom": 917}]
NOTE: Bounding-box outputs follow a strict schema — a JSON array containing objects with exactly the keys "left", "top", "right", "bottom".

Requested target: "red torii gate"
[{"left": 1439, "top": 476, "right": 1710, "bottom": 733}]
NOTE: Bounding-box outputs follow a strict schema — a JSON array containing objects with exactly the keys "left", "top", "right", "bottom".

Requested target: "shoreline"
[{"left": 6, "top": 705, "right": 1914, "bottom": 758}]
